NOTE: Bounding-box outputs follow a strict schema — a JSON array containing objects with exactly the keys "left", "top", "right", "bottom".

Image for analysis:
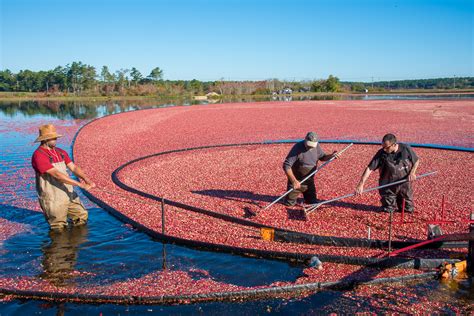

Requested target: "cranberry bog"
[
  {"left": 1, "top": 99, "right": 473, "bottom": 312},
  {"left": 74, "top": 100, "right": 472, "bottom": 298}
]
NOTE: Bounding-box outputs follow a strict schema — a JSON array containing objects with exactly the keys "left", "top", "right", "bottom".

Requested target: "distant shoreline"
[{"left": 0, "top": 89, "right": 473, "bottom": 102}]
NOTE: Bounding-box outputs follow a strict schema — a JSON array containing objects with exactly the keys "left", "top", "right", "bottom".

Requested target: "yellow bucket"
[
  {"left": 454, "top": 260, "right": 467, "bottom": 272},
  {"left": 260, "top": 228, "right": 275, "bottom": 241},
  {"left": 440, "top": 260, "right": 467, "bottom": 279}
]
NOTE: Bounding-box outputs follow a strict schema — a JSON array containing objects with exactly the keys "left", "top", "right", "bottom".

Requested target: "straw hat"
[{"left": 34, "top": 124, "right": 63, "bottom": 142}]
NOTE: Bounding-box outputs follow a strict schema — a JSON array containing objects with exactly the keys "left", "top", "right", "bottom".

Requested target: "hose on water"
[{"left": 0, "top": 271, "right": 437, "bottom": 305}]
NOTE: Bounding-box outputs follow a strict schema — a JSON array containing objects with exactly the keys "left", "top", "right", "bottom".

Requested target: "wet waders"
[{"left": 36, "top": 154, "right": 88, "bottom": 230}]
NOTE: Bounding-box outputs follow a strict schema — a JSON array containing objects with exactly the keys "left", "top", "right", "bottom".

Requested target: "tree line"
[
  {"left": 0, "top": 62, "right": 472, "bottom": 96},
  {"left": 346, "top": 77, "right": 474, "bottom": 92},
  {"left": 0, "top": 62, "right": 343, "bottom": 96},
  {"left": 0, "top": 62, "right": 165, "bottom": 94}
]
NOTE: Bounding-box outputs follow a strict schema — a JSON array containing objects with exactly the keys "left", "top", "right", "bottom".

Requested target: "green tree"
[
  {"left": 51, "top": 66, "right": 67, "bottom": 91},
  {"left": 188, "top": 79, "right": 203, "bottom": 94},
  {"left": 16, "top": 70, "right": 38, "bottom": 92},
  {"left": 311, "top": 80, "right": 324, "bottom": 92},
  {"left": 65, "top": 61, "right": 97, "bottom": 93},
  {"left": 66, "top": 62, "right": 82, "bottom": 93},
  {"left": 351, "top": 82, "right": 366, "bottom": 92},
  {"left": 82, "top": 65, "right": 97, "bottom": 90},
  {"left": 325, "top": 75, "right": 341, "bottom": 92},
  {"left": 148, "top": 67, "right": 163, "bottom": 82},
  {"left": 100, "top": 66, "right": 115, "bottom": 83},
  {"left": 130, "top": 67, "right": 143, "bottom": 85},
  {"left": 36, "top": 71, "right": 50, "bottom": 91},
  {"left": 115, "top": 69, "right": 130, "bottom": 91},
  {"left": 0, "top": 69, "right": 15, "bottom": 91}
]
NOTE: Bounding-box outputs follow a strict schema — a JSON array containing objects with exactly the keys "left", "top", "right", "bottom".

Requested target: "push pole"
[
  {"left": 161, "top": 197, "right": 167, "bottom": 270},
  {"left": 262, "top": 143, "right": 353, "bottom": 211},
  {"left": 469, "top": 212, "right": 474, "bottom": 274},
  {"left": 305, "top": 171, "right": 437, "bottom": 214}
]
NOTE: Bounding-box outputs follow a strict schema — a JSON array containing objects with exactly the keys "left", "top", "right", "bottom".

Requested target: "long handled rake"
[
  {"left": 304, "top": 171, "right": 438, "bottom": 215},
  {"left": 262, "top": 143, "right": 353, "bottom": 211}
]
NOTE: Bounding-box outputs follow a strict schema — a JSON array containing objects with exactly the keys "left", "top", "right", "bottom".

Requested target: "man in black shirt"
[
  {"left": 283, "top": 132, "right": 338, "bottom": 206},
  {"left": 355, "top": 134, "right": 420, "bottom": 212}
]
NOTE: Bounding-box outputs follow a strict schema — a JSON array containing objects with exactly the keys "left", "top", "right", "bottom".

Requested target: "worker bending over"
[{"left": 283, "top": 131, "right": 339, "bottom": 206}]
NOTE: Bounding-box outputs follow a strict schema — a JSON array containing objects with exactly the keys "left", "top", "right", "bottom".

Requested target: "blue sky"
[{"left": 1, "top": 0, "right": 472, "bottom": 81}]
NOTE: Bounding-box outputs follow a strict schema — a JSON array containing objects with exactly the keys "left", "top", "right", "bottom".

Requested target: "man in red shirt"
[{"left": 32, "top": 124, "right": 95, "bottom": 230}]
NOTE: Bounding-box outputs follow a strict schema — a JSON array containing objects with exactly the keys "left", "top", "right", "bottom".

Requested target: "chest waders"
[
  {"left": 36, "top": 150, "right": 88, "bottom": 230},
  {"left": 285, "top": 165, "right": 318, "bottom": 205},
  {"left": 379, "top": 154, "right": 414, "bottom": 213}
]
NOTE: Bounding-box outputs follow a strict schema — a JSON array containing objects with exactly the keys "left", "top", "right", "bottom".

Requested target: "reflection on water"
[
  {"left": 0, "top": 100, "right": 170, "bottom": 120},
  {"left": 440, "top": 272, "right": 472, "bottom": 295},
  {"left": 40, "top": 225, "right": 88, "bottom": 287}
]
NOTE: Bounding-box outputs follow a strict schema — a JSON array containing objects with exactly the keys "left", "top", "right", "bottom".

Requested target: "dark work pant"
[
  {"left": 285, "top": 176, "right": 317, "bottom": 204},
  {"left": 379, "top": 181, "right": 414, "bottom": 212}
]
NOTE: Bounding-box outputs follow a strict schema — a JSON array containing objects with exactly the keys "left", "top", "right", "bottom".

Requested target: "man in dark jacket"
[
  {"left": 355, "top": 133, "right": 420, "bottom": 212},
  {"left": 283, "top": 132, "right": 338, "bottom": 206}
]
